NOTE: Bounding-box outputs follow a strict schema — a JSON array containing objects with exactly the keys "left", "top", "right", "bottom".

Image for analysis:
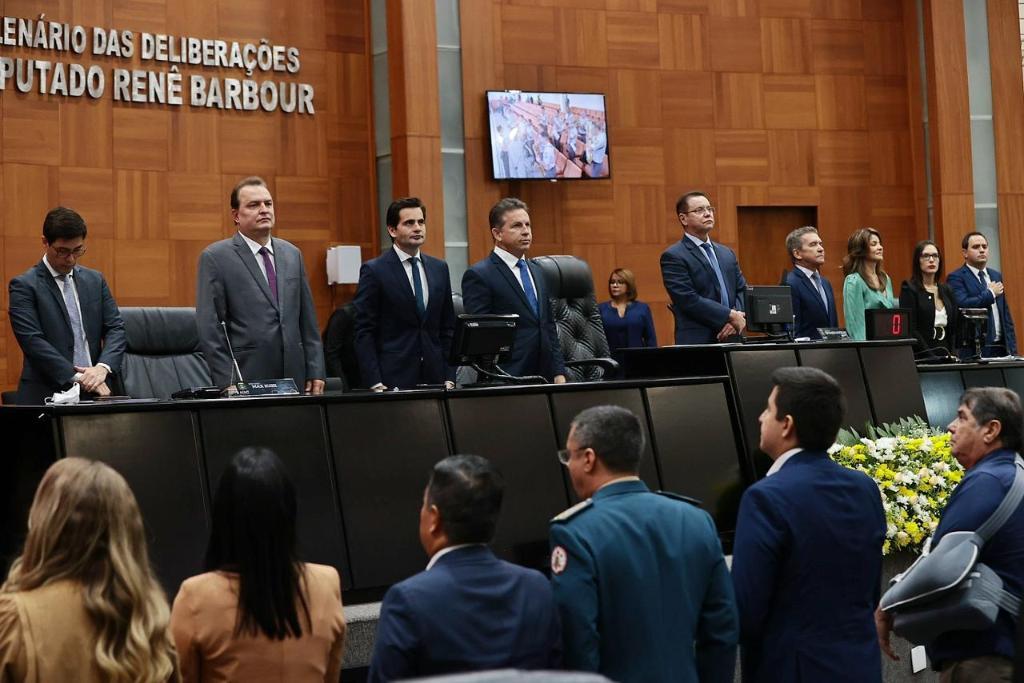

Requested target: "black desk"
[
  {"left": 1, "top": 377, "right": 743, "bottom": 598},
  {"left": 918, "top": 360, "right": 1024, "bottom": 428}
]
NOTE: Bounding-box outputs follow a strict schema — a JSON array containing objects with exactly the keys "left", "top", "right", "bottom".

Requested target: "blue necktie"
[
  {"left": 410, "top": 257, "right": 426, "bottom": 316},
  {"left": 811, "top": 271, "right": 828, "bottom": 312},
  {"left": 517, "top": 259, "right": 540, "bottom": 316},
  {"left": 700, "top": 242, "right": 730, "bottom": 308},
  {"left": 59, "top": 274, "right": 90, "bottom": 367}
]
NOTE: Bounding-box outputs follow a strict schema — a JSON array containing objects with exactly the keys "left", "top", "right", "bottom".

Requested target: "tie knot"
[
  {"left": 410, "top": 256, "right": 419, "bottom": 265},
  {"left": 259, "top": 246, "right": 269, "bottom": 255}
]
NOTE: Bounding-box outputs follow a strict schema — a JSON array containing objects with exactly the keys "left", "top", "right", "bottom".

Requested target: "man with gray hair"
[
  {"left": 462, "top": 197, "right": 566, "bottom": 383},
  {"left": 783, "top": 226, "right": 837, "bottom": 339},
  {"left": 877, "top": 387, "right": 1024, "bottom": 681},
  {"left": 549, "top": 405, "right": 737, "bottom": 682}
]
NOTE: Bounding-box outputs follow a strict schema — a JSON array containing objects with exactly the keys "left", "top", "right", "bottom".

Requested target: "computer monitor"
[
  {"left": 449, "top": 314, "right": 519, "bottom": 366},
  {"left": 744, "top": 286, "right": 794, "bottom": 337},
  {"left": 866, "top": 307, "right": 913, "bottom": 341}
]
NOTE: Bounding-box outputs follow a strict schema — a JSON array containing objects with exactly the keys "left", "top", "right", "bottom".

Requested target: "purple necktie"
[{"left": 259, "top": 247, "right": 278, "bottom": 303}]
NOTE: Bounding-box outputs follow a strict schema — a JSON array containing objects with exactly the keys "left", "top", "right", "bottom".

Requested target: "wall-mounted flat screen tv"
[{"left": 486, "top": 90, "right": 610, "bottom": 181}]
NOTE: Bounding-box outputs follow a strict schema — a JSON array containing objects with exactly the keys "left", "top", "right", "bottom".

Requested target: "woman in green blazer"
[{"left": 842, "top": 227, "right": 895, "bottom": 340}]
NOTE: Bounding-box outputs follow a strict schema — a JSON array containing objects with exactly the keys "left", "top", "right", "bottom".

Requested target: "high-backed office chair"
[
  {"left": 531, "top": 255, "right": 619, "bottom": 382},
  {"left": 323, "top": 302, "right": 361, "bottom": 391},
  {"left": 119, "top": 307, "right": 213, "bottom": 399}
]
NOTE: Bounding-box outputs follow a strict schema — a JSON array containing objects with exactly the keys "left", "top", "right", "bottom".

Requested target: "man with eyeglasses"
[
  {"left": 661, "top": 191, "right": 748, "bottom": 344},
  {"left": 8, "top": 206, "right": 126, "bottom": 403},
  {"left": 549, "top": 405, "right": 737, "bottom": 682}
]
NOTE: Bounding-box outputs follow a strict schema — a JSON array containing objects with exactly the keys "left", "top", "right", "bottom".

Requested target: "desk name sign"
[{"left": 234, "top": 379, "right": 300, "bottom": 397}]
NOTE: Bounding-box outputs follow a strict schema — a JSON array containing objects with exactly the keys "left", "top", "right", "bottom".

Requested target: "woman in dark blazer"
[
  {"left": 899, "top": 240, "right": 958, "bottom": 356},
  {"left": 599, "top": 268, "right": 657, "bottom": 361}
]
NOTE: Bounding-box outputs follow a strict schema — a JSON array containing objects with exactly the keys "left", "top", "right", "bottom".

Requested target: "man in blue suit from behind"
[
  {"left": 353, "top": 197, "right": 456, "bottom": 390},
  {"left": 784, "top": 226, "right": 838, "bottom": 339},
  {"left": 731, "top": 367, "right": 886, "bottom": 682},
  {"left": 550, "top": 405, "right": 738, "bottom": 683},
  {"left": 661, "top": 190, "right": 748, "bottom": 344},
  {"left": 368, "top": 455, "right": 561, "bottom": 681},
  {"left": 461, "top": 197, "right": 566, "bottom": 382},
  {"left": 947, "top": 231, "right": 1017, "bottom": 357},
  {"left": 8, "top": 207, "right": 126, "bottom": 404}
]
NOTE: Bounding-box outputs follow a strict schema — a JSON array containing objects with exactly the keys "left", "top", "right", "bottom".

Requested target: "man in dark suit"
[
  {"left": 550, "top": 405, "right": 738, "bottom": 683},
  {"left": 196, "top": 177, "right": 325, "bottom": 392},
  {"left": 461, "top": 197, "right": 566, "bottom": 382},
  {"left": 784, "top": 226, "right": 838, "bottom": 339},
  {"left": 368, "top": 455, "right": 561, "bottom": 681},
  {"left": 731, "top": 367, "right": 886, "bottom": 682},
  {"left": 8, "top": 207, "right": 126, "bottom": 404},
  {"left": 661, "top": 191, "right": 748, "bottom": 344},
  {"left": 353, "top": 197, "right": 455, "bottom": 391},
  {"left": 948, "top": 231, "right": 1017, "bottom": 356}
]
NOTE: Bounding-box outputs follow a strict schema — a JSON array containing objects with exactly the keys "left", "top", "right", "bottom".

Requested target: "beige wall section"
[
  {"left": 0, "top": 0, "right": 376, "bottom": 394},
  {"left": 460, "top": 0, "right": 928, "bottom": 345}
]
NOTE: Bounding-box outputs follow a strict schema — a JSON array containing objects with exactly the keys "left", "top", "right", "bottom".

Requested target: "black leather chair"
[
  {"left": 531, "top": 255, "right": 618, "bottom": 382},
  {"left": 323, "top": 302, "right": 361, "bottom": 392},
  {"left": 118, "top": 307, "right": 213, "bottom": 399}
]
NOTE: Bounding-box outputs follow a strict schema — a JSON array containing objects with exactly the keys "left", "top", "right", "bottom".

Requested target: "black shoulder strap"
[{"left": 976, "top": 454, "right": 1024, "bottom": 542}]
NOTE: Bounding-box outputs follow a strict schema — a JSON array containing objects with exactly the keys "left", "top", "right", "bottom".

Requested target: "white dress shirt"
[
  {"left": 966, "top": 263, "right": 1002, "bottom": 340},
  {"left": 766, "top": 447, "right": 803, "bottom": 477},
  {"left": 393, "top": 244, "right": 429, "bottom": 308},
  {"left": 493, "top": 246, "right": 538, "bottom": 297},
  {"left": 238, "top": 231, "right": 275, "bottom": 285}
]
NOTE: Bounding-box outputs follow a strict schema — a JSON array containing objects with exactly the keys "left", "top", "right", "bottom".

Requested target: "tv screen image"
[{"left": 486, "top": 90, "right": 609, "bottom": 180}]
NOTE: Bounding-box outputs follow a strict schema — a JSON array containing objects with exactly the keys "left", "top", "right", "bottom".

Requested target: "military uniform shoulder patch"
[
  {"left": 656, "top": 490, "right": 703, "bottom": 508},
  {"left": 550, "top": 545, "right": 568, "bottom": 574},
  {"left": 550, "top": 498, "right": 592, "bottom": 523}
]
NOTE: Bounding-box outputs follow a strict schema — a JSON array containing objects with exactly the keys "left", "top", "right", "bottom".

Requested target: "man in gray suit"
[
  {"left": 196, "top": 177, "right": 325, "bottom": 393},
  {"left": 8, "top": 207, "right": 126, "bottom": 403}
]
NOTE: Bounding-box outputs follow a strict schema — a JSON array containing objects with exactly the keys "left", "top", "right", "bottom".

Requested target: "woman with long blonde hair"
[
  {"left": 841, "top": 227, "right": 895, "bottom": 340},
  {"left": 0, "top": 458, "right": 178, "bottom": 682}
]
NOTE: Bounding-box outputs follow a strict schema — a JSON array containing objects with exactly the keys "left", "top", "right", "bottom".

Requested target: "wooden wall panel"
[
  {"left": 461, "top": 0, "right": 924, "bottom": 334},
  {"left": 0, "top": 0, "right": 375, "bottom": 394}
]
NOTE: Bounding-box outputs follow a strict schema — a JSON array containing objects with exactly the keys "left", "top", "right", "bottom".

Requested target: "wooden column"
[
  {"left": 386, "top": 0, "right": 445, "bottom": 256},
  {"left": 922, "top": 0, "right": 975, "bottom": 264},
  {"left": 987, "top": 0, "right": 1024, "bottom": 334}
]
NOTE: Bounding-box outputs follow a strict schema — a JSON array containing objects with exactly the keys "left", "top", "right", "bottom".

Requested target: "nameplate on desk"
[{"left": 234, "top": 379, "right": 300, "bottom": 396}]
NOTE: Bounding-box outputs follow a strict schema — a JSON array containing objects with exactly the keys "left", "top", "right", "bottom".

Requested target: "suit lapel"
[
  {"left": 683, "top": 238, "right": 722, "bottom": 301},
  {"left": 422, "top": 256, "right": 446, "bottom": 321},
  {"left": 492, "top": 252, "right": 537, "bottom": 320},
  {"left": 233, "top": 233, "right": 279, "bottom": 311},
  {"left": 384, "top": 249, "right": 421, "bottom": 323},
  {"left": 796, "top": 270, "right": 829, "bottom": 315},
  {"left": 37, "top": 261, "right": 74, "bottom": 333}
]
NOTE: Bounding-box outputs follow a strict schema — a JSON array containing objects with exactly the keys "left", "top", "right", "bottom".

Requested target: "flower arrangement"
[{"left": 828, "top": 417, "right": 963, "bottom": 555}]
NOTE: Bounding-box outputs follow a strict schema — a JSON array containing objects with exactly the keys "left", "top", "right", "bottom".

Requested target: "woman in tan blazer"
[
  {"left": 170, "top": 447, "right": 346, "bottom": 683},
  {"left": 0, "top": 458, "right": 178, "bottom": 682}
]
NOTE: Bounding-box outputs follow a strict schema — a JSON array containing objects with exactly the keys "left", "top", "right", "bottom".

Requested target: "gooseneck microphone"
[{"left": 220, "top": 320, "right": 245, "bottom": 384}]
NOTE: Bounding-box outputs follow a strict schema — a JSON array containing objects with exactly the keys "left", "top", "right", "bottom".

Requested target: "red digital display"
[{"left": 867, "top": 309, "right": 911, "bottom": 340}]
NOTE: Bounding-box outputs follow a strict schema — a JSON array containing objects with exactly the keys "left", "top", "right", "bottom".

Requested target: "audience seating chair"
[
  {"left": 531, "top": 255, "right": 619, "bottom": 382},
  {"left": 118, "top": 307, "right": 213, "bottom": 399}
]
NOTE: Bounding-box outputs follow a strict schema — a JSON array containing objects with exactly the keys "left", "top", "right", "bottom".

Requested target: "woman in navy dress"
[{"left": 599, "top": 268, "right": 657, "bottom": 361}]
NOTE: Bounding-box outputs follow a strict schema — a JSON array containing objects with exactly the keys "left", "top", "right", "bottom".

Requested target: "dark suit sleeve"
[
  {"left": 195, "top": 249, "right": 233, "bottom": 387},
  {"left": 999, "top": 275, "right": 1017, "bottom": 354},
  {"left": 296, "top": 255, "right": 325, "bottom": 381},
  {"left": 439, "top": 264, "right": 456, "bottom": 382},
  {"left": 8, "top": 276, "right": 76, "bottom": 387},
  {"left": 543, "top": 304, "right": 567, "bottom": 378},
  {"left": 733, "top": 257, "right": 748, "bottom": 312},
  {"left": 660, "top": 250, "right": 731, "bottom": 330},
  {"left": 367, "top": 584, "right": 419, "bottom": 683},
  {"left": 731, "top": 485, "right": 786, "bottom": 658},
  {"left": 352, "top": 263, "right": 384, "bottom": 388},
  {"left": 948, "top": 269, "right": 994, "bottom": 308},
  {"left": 641, "top": 303, "right": 657, "bottom": 347},
  {"left": 95, "top": 275, "right": 127, "bottom": 373},
  {"left": 461, "top": 267, "right": 492, "bottom": 315},
  {"left": 549, "top": 524, "right": 600, "bottom": 672},
  {"left": 696, "top": 512, "right": 739, "bottom": 683}
]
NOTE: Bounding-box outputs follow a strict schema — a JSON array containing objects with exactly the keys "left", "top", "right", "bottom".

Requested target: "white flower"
[{"left": 828, "top": 442, "right": 843, "bottom": 455}]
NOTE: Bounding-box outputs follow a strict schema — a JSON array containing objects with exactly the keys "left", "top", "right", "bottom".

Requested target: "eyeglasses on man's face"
[
  {"left": 557, "top": 445, "right": 587, "bottom": 466},
  {"left": 52, "top": 245, "right": 87, "bottom": 259},
  {"left": 682, "top": 206, "right": 715, "bottom": 216}
]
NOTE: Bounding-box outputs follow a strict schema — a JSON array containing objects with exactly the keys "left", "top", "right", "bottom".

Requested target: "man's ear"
[
  {"left": 983, "top": 419, "right": 1003, "bottom": 445},
  {"left": 427, "top": 504, "right": 442, "bottom": 536},
  {"left": 781, "top": 414, "right": 796, "bottom": 440}
]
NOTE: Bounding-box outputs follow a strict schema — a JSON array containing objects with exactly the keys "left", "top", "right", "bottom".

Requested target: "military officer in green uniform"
[{"left": 549, "top": 405, "right": 738, "bottom": 683}]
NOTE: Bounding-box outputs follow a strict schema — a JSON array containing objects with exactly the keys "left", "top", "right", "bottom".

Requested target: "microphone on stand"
[{"left": 220, "top": 320, "right": 245, "bottom": 385}]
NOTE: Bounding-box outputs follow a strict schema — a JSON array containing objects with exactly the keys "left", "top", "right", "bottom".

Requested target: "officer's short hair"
[
  {"left": 426, "top": 455, "right": 504, "bottom": 544},
  {"left": 570, "top": 405, "right": 645, "bottom": 474},
  {"left": 961, "top": 387, "right": 1024, "bottom": 451},
  {"left": 770, "top": 367, "right": 846, "bottom": 450}
]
